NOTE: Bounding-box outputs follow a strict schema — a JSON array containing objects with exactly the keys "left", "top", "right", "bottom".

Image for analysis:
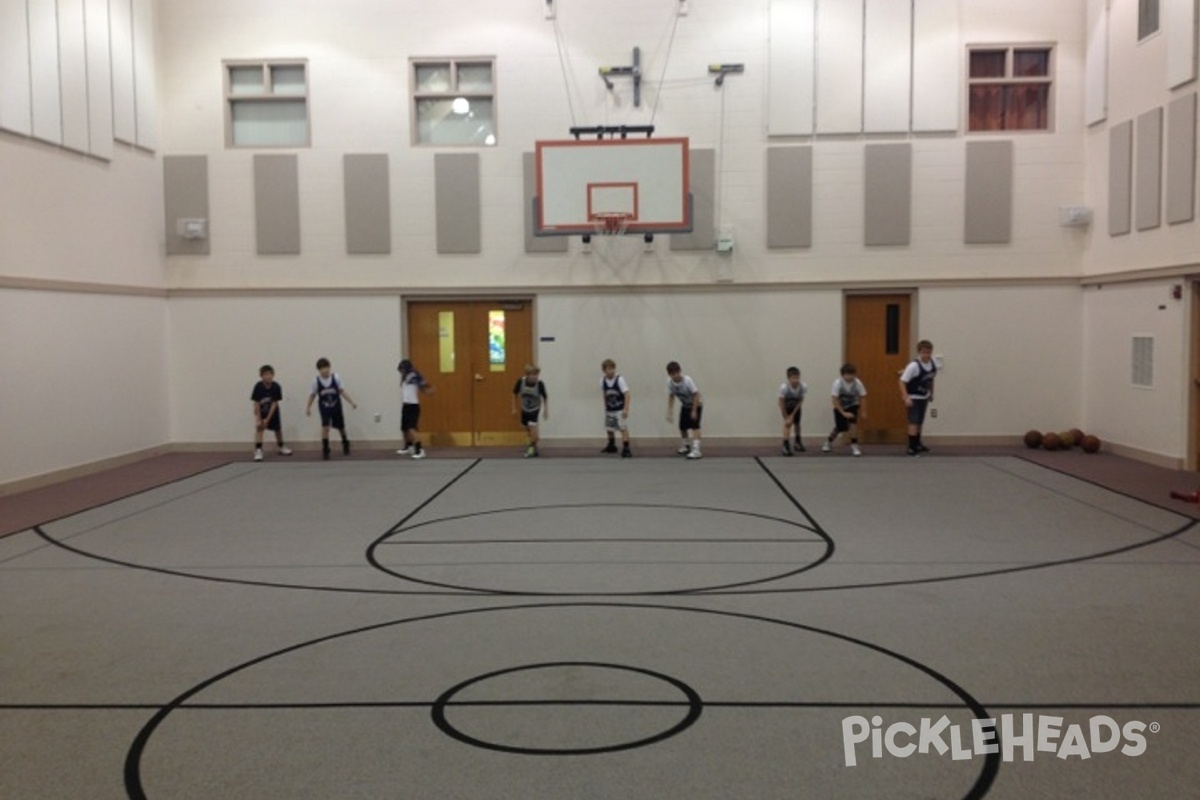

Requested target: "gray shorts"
[{"left": 604, "top": 411, "right": 628, "bottom": 433}]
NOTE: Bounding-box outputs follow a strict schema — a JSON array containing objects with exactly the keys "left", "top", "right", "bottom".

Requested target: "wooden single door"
[
  {"left": 844, "top": 294, "right": 912, "bottom": 443},
  {"left": 406, "top": 301, "right": 534, "bottom": 447}
]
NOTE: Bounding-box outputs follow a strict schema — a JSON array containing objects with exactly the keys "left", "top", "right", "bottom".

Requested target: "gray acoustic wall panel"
[
  {"left": 964, "top": 140, "right": 1013, "bottom": 244},
  {"left": 254, "top": 154, "right": 301, "bottom": 255},
  {"left": 1166, "top": 93, "right": 1196, "bottom": 225},
  {"left": 766, "top": 147, "right": 813, "bottom": 248},
  {"left": 1136, "top": 107, "right": 1163, "bottom": 231},
  {"left": 343, "top": 154, "right": 391, "bottom": 255},
  {"left": 1108, "top": 121, "right": 1133, "bottom": 236},
  {"left": 670, "top": 148, "right": 715, "bottom": 251},
  {"left": 864, "top": 143, "right": 912, "bottom": 246},
  {"left": 163, "top": 155, "right": 210, "bottom": 256},
  {"left": 523, "top": 153, "right": 568, "bottom": 253},
  {"left": 435, "top": 153, "right": 481, "bottom": 254}
]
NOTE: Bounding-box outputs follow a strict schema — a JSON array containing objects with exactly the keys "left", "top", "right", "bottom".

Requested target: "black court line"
[
  {"left": 32, "top": 459, "right": 489, "bottom": 598},
  {"left": 693, "top": 460, "right": 1200, "bottom": 596},
  {"left": 366, "top": 497, "right": 834, "bottom": 595},
  {"left": 380, "top": 537, "right": 825, "bottom": 545},
  {"left": 1013, "top": 454, "right": 1200, "bottom": 519},
  {"left": 122, "top": 601, "right": 999, "bottom": 800},
  {"left": 9, "top": 700, "right": 1199, "bottom": 712},
  {"left": 27, "top": 457, "right": 1195, "bottom": 598},
  {"left": 986, "top": 458, "right": 1189, "bottom": 533}
]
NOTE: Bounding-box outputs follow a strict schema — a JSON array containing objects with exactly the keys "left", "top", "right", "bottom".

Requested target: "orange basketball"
[
  {"left": 1042, "top": 432, "right": 1062, "bottom": 451},
  {"left": 1081, "top": 435, "right": 1101, "bottom": 454},
  {"left": 1023, "top": 430, "right": 1043, "bottom": 448}
]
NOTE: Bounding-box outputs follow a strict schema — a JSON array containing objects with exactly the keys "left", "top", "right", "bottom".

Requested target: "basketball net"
[{"left": 591, "top": 212, "right": 633, "bottom": 238}]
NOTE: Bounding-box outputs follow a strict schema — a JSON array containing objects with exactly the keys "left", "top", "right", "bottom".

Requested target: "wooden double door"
[
  {"left": 844, "top": 294, "right": 913, "bottom": 444},
  {"left": 406, "top": 300, "right": 534, "bottom": 447}
]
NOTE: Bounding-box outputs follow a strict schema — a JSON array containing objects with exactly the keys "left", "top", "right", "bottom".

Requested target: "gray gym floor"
[{"left": 2, "top": 455, "right": 1198, "bottom": 798}]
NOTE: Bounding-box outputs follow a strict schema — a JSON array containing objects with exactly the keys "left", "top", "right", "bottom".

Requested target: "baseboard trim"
[{"left": 0, "top": 445, "right": 173, "bottom": 496}]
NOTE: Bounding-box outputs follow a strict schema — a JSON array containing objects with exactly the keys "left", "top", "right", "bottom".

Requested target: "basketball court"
[{"left": 2, "top": 451, "right": 1198, "bottom": 798}]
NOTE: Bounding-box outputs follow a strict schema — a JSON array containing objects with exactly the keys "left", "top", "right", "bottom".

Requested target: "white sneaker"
[
  {"left": 851, "top": 444, "right": 862, "bottom": 457},
  {"left": 687, "top": 448, "right": 702, "bottom": 459},
  {"left": 253, "top": 449, "right": 264, "bottom": 462},
  {"left": 278, "top": 446, "right": 293, "bottom": 456},
  {"left": 677, "top": 444, "right": 691, "bottom": 455},
  {"left": 396, "top": 446, "right": 414, "bottom": 456},
  {"left": 821, "top": 442, "right": 832, "bottom": 453},
  {"left": 411, "top": 450, "right": 426, "bottom": 459}
]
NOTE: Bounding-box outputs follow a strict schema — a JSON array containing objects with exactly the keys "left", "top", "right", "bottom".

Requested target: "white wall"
[
  {"left": 0, "top": 289, "right": 169, "bottom": 486},
  {"left": 1082, "top": 279, "right": 1189, "bottom": 461},
  {"left": 919, "top": 285, "right": 1084, "bottom": 436},
  {"left": 167, "top": 295, "right": 403, "bottom": 446},
  {"left": 156, "top": 0, "right": 1093, "bottom": 291}
]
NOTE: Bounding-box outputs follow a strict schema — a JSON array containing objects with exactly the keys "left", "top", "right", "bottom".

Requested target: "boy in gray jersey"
[
  {"left": 665, "top": 361, "right": 703, "bottom": 459},
  {"left": 512, "top": 365, "right": 549, "bottom": 458},
  {"left": 778, "top": 366, "right": 807, "bottom": 456},
  {"left": 822, "top": 363, "right": 866, "bottom": 457}
]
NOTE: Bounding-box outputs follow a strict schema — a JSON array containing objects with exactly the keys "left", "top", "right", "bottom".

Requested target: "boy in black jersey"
[
  {"left": 600, "top": 359, "right": 632, "bottom": 457},
  {"left": 251, "top": 365, "right": 293, "bottom": 461}
]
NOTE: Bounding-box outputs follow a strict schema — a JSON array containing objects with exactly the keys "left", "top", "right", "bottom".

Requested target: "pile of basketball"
[{"left": 1023, "top": 428, "right": 1101, "bottom": 453}]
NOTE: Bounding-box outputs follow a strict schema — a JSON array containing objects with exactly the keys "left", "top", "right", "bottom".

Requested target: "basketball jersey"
[
  {"left": 833, "top": 377, "right": 865, "bottom": 410},
  {"left": 401, "top": 370, "right": 425, "bottom": 404},
  {"left": 316, "top": 374, "right": 341, "bottom": 410},
  {"left": 668, "top": 376, "right": 699, "bottom": 408},
  {"left": 779, "top": 381, "right": 807, "bottom": 403},
  {"left": 903, "top": 360, "right": 937, "bottom": 399},
  {"left": 252, "top": 381, "right": 281, "bottom": 416},
  {"left": 515, "top": 379, "right": 545, "bottom": 413},
  {"left": 603, "top": 375, "right": 627, "bottom": 412}
]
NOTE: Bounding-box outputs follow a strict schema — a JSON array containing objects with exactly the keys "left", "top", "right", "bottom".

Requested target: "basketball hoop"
[{"left": 592, "top": 212, "right": 633, "bottom": 237}]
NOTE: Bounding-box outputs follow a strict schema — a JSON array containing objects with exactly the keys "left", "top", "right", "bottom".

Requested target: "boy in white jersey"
[
  {"left": 665, "top": 361, "right": 703, "bottom": 459},
  {"left": 600, "top": 358, "right": 632, "bottom": 458},
  {"left": 778, "top": 366, "right": 807, "bottom": 456},
  {"left": 822, "top": 363, "right": 866, "bottom": 457},
  {"left": 397, "top": 359, "right": 434, "bottom": 459}
]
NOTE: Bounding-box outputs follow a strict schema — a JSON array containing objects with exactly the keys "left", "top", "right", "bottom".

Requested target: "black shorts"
[
  {"left": 401, "top": 403, "right": 421, "bottom": 432},
  {"left": 907, "top": 398, "right": 929, "bottom": 426},
  {"left": 833, "top": 407, "right": 858, "bottom": 432},
  {"left": 520, "top": 409, "right": 541, "bottom": 428},
  {"left": 261, "top": 412, "right": 281, "bottom": 433},
  {"left": 319, "top": 407, "right": 345, "bottom": 430},
  {"left": 782, "top": 401, "right": 801, "bottom": 420},
  {"left": 679, "top": 405, "right": 703, "bottom": 433}
]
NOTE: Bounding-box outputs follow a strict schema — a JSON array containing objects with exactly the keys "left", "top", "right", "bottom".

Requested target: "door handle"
[{"left": 474, "top": 374, "right": 484, "bottom": 381}]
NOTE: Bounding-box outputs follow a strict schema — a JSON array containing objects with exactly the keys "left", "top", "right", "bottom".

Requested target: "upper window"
[
  {"left": 1138, "top": 0, "right": 1160, "bottom": 41},
  {"left": 967, "top": 46, "right": 1053, "bottom": 133},
  {"left": 224, "top": 60, "right": 310, "bottom": 148},
  {"left": 411, "top": 57, "right": 497, "bottom": 146}
]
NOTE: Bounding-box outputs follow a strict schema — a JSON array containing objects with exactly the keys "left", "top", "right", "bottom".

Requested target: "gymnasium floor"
[{"left": 2, "top": 447, "right": 1198, "bottom": 799}]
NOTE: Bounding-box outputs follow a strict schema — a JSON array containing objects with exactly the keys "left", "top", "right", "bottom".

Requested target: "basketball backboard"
[{"left": 533, "top": 138, "right": 692, "bottom": 236}]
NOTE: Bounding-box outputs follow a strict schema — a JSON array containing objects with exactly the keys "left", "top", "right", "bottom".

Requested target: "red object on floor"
[{"left": 1169, "top": 489, "right": 1200, "bottom": 503}]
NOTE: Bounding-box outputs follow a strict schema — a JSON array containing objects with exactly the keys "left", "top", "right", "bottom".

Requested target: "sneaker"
[
  {"left": 524, "top": 445, "right": 536, "bottom": 458},
  {"left": 821, "top": 441, "right": 832, "bottom": 453},
  {"left": 917, "top": 444, "right": 931, "bottom": 454},
  {"left": 687, "top": 448, "right": 703, "bottom": 459},
  {"left": 342, "top": 439, "right": 351, "bottom": 455},
  {"left": 906, "top": 447, "right": 921, "bottom": 458},
  {"left": 795, "top": 440, "right": 806, "bottom": 453},
  {"left": 253, "top": 449, "right": 264, "bottom": 462},
  {"left": 851, "top": 444, "right": 862, "bottom": 457},
  {"left": 782, "top": 441, "right": 793, "bottom": 456},
  {"left": 322, "top": 448, "right": 331, "bottom": 461},
  {"left": 396, "top": 446, "right": 414, "bottom": 456},
  {"left": 278, "top": 446, "right": 293, "bottom": 456},
  {"left": 677, "top": 444, "right": 692, "bottom": 455},
  {"left": 411, "top": 450, "right": 426, "bottom": 460},
  {"left": 602, "top": 443, "right": 618, "bottom": 454},
  {"left": 621, "top": 448, "right": 632, "bottom": 458}
]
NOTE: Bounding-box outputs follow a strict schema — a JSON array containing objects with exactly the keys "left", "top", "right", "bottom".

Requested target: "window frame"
[
  {"left": 223, "top": 59, "right": 311, "bottom": 149},
  {"left": 965, "top": 44, "right": 1056, "bottom": 135},
  {"left": 1138, "top": 0, "right": 1161, "bottom": 42},
  {"left": 410, "top": 56, "right": 498, "bottom": 148}
]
